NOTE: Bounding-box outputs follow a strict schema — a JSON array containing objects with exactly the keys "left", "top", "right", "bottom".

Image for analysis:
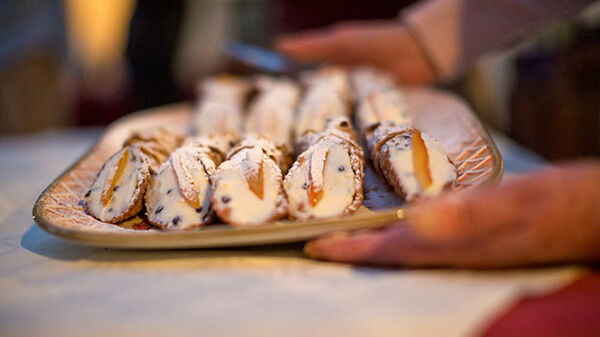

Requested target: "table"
[{"left": 0, "top": 127, "right": 597, "bottom": 336}]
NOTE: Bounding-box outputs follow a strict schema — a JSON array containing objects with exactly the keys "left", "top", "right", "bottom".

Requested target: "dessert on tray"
[
  {"left": 84, "top": 129, "right": 183, "bottom": 223},
  {"left": 294, "top": 67, "right": 351, "bottom": 154},
  {"left": 211, "top": 77, "right": 299, "bottom": 226},
  {"left": 211, "top": 135, "right": 290, "bottom": 226},
  {"left": 284, "top": 116, "right": 365, "bottom": 220},
  {"left": 144, "top": 137, "right": 227, "bottom": 230},
  {"left": 82, "top": 67, "right": 459, "bottom": 229},
  {"left": 144, "top": 74, "right": 249, "bottom": 230},
  {"left": 366, "top": 122, "right": 456, "bottom": 201},
  {"left": 352, "top": 68, "right": 457, "bottom": 201},
  {"left": 282, "top": 68, "right": 365, "bottom": 220}
]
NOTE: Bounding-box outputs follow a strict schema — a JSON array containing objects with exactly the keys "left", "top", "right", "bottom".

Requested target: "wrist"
[{"left": 400, "top": 0, "right": 462, "bottom": 82}]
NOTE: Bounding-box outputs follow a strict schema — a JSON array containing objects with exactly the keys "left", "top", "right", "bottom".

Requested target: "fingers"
[
  {"left": 304, "top": 225, "right": 422, "bottom": 266},
  {"left": 304, "top": 230, "right": 384, "bottom": 263},
  {"left": 275, "top": 21, "right": 403, "bottom": 65},
  {"left": 304, "top": 223, "right": 488, "bottom": 267},
  {"left": 276, "top": 21, "right": 437, "bottom": 85},
  {"left": 276, "top": 28, "right": 343, "bottom": 63}
]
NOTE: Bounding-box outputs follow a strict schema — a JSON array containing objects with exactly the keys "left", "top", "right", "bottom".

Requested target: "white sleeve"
[{"left": 402, "top": 0, "right": 594, "bottom": 81}]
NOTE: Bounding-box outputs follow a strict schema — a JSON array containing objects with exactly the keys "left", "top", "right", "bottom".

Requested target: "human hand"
[
  {"left": 276, "top": 20, "right": 436, "bottom": 85},
  {"left": 304, "top": 161, "right": 600, "bottom": 268}
]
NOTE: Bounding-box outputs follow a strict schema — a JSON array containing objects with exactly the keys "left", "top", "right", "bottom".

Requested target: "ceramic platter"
[{"left": 33, "top": 87, "right": 503, "bottom": 249}]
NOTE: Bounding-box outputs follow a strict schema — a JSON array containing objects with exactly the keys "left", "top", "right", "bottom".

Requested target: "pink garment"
[{"left": 402, "top": 0, "right": 594, "bottom": 81}]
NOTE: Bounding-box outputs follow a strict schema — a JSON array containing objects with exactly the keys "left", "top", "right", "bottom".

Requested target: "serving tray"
[{"left": 32, "top": 87, "right": 502, "bottom": 249}]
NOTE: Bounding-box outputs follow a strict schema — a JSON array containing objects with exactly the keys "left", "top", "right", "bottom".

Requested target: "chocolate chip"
[
  {"left": 108, "top": 208, "right": 113, "bottom": 212},
  {"left": 78, "top": 199, "right": 85, "bottom": 207},
  {"left": 340, "top": 121, "right": 349, "bottom": 127},
  {"left": 302, "top": 182, "right": 308, "bottom": 190},
  {"left": 155, "top": 206, "right": 164, "bottom": 214},
  {"left": 221, "top": 196, "right": 231, "bottom": 204},
  {"left": 113, "top": 186, "right": 119, "bottom": 191},
  {"left": 167, "top": 189, "right": 173, "bottom": 194},
  {"left": 403, "top": 135, "right": 411, "bottom": 140},
  {"left": 195, "top": 207, "right": 202, "bottom": 213},
  {"left": 228, "top": 141, "right": 235, "bottom": 147},
  {"left": 172, "top": 216, "right": 181, "bottom": 225},
  {"left": 338, "top": 166, "right": 345, "bottom": 172},
  {"left": 84, "top": 190, "right": 91, "bottom": 198}
]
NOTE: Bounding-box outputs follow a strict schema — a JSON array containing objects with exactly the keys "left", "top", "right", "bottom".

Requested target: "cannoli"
[
  {"left": 84, "top": 129, "right": 183, "bottom": 223},
  {"left": 211, "top": 136, "right": 289, "bottom": 226},
  {"left": 350, "top": 67, "right": 396, "bottom": 101},
  {"left": 183, "top": 134, "right": 234, "bottom": 165},
  {"left": 356, "top": 89, "right": 411, "bottom": 133},
  {"left": 123, "top": 128, "right": 183, "bottom": 173},
  {"left": 352, "top": 70, "right": 458, "bottom": 201},
  {"left": 245, "top": 77, "right": 300, "bottom": 149},
  {"left": 193, "top": 75, "right": 249, "bottom": 137},
  {"left": 253, "top": 76, "right": 300, "bottom": 108},
  {"left": 294, "top": 86, "right": 349, "bottom": 153},
  {"left": 145, "top": 137, "right": 228, "bottom": 230},
  {"left": 284, "top": 116, "right": 365, "bottom": 220},
  {"left": 301, "top": 66, "right": 352, "bottom": 102},
  {"left": 198, "top": 74, "right": 249, "bottom": 107},
  {"left": 366, "top": 122, "right": 457, "bottom": 201},
  {"left": 294, "top": 68, "right": 351, "bottom": 154}
]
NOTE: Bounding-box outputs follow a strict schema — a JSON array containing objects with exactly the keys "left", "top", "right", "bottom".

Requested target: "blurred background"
[{"left": 0, "top": 0, "right": 598, "bottom": 160}]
